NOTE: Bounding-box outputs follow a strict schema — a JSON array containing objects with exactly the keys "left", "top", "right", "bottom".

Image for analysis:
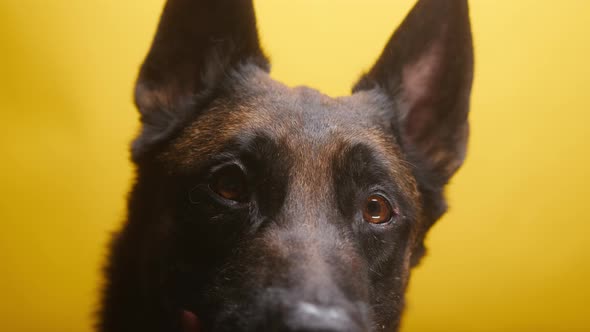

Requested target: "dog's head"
[{"left": 100, "top": 0, "right": 473, "bottom": 331}]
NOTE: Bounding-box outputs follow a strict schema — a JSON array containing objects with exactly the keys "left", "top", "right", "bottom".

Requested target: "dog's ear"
[
  {"left": 353, "top": 0, "right": 473, "bottom": 186},
  {"left": 132, "top": 0, "right": 268, "bottom": 158}
]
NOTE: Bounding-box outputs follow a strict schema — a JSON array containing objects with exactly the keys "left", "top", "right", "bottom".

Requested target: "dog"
[{"left": 98, "top": 0, "right": 473, "bottom": 331}]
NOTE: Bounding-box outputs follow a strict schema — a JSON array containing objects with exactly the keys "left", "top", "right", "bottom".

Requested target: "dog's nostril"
[
  {"left": 285, "top": 302, "right": 364, "bottom": 332},
  {"left": 296, "top": 302, "right": 347, "bottom": 322}
]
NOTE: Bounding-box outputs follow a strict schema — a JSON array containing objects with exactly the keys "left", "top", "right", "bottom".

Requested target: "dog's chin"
[{"left": 182, "top": 310, "right": 202, "bottom": 332}]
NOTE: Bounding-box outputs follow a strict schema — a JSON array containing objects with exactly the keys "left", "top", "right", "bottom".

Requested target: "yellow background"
[{"left": 1, "top": 0, "right": 589, "bottom": 331}]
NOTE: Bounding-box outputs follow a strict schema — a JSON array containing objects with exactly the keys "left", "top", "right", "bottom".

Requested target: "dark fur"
[{"left": 99, "top": 0, "right": 473, "bottom": 331}]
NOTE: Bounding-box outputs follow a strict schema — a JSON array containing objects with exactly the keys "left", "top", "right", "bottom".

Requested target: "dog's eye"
[
  {"left": 363, "top": 194, "right": 396, "bottom": 224},
  {"left": 210, "top": 165, "right": 249, "bottom": 203}
]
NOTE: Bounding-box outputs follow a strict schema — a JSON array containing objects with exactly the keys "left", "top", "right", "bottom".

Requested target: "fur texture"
[{"left": 99, "top": 0, "right": 474, "bottom": 331}]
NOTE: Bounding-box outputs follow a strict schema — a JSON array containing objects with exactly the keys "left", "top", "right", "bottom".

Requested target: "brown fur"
[{"left": 99, "top": 1, "right": 473, "bottom": 331}]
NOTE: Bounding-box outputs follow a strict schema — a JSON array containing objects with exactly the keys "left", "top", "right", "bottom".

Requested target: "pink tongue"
[{"left": 182, "top": 310, "right": 201, "bottom": 332}]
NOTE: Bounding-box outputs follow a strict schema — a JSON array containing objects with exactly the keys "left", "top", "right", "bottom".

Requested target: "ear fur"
[
  {"left": 132, "top": 0, "right": 268, "bottom": 158},
  {"left": 354, "top": 0, "right": 474, "bottom": 185}
]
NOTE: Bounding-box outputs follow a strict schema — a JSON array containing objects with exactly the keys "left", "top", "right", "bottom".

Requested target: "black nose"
[{"left": 280, "top": 302, "right": 366, "bottom": 332}]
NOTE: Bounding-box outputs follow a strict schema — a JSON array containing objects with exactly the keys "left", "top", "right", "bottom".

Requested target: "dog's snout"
[
  {"left": 286, "top": 302, "right": 364, "bottom": 332},
  {"left": 296, "top": 302, "right": 347, "bottom": 321}
]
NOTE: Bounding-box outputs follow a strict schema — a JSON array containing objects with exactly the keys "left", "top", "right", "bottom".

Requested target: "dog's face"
[
  {"left": 155, "top": 78, "right": 422, "bottom": 331},
  {"left": 100, "top": 1, "right": 473, "bottom": 332}
]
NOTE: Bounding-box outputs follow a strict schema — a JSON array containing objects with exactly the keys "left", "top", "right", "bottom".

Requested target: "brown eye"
[
  {"left": 363, "top": 194, "right": 396, "bottom": 224},
  {"left": 210, "top": 165, "right": 248, "bottom": 202}
]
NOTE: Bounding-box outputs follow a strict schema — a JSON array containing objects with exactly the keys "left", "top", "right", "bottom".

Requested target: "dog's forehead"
[
  {"left": 162, "top": 68, "right": 404, "bottom": 175},
  {"left": 218, "top": 69, "right": 380, "bottom": 134}
]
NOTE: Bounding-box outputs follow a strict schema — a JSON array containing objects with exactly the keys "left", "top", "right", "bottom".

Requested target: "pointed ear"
[
  {"left": 353, "top": 0, "right": 473, "bottom": 185},
  {"left": 133, "top": 0, "right": 268, "bottom": 158}
]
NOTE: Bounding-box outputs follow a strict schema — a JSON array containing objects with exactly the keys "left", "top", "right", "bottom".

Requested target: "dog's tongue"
[{"left": 182, "top": 310, "right": 201, "bottom": 332}]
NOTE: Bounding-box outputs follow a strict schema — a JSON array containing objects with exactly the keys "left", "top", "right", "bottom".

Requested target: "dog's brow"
[
  {"left": 333, "top": 138, "right": 420, "bottom": 210},
  {"left": 337, "top": 142, "right": 397, "bottom": 184}
]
